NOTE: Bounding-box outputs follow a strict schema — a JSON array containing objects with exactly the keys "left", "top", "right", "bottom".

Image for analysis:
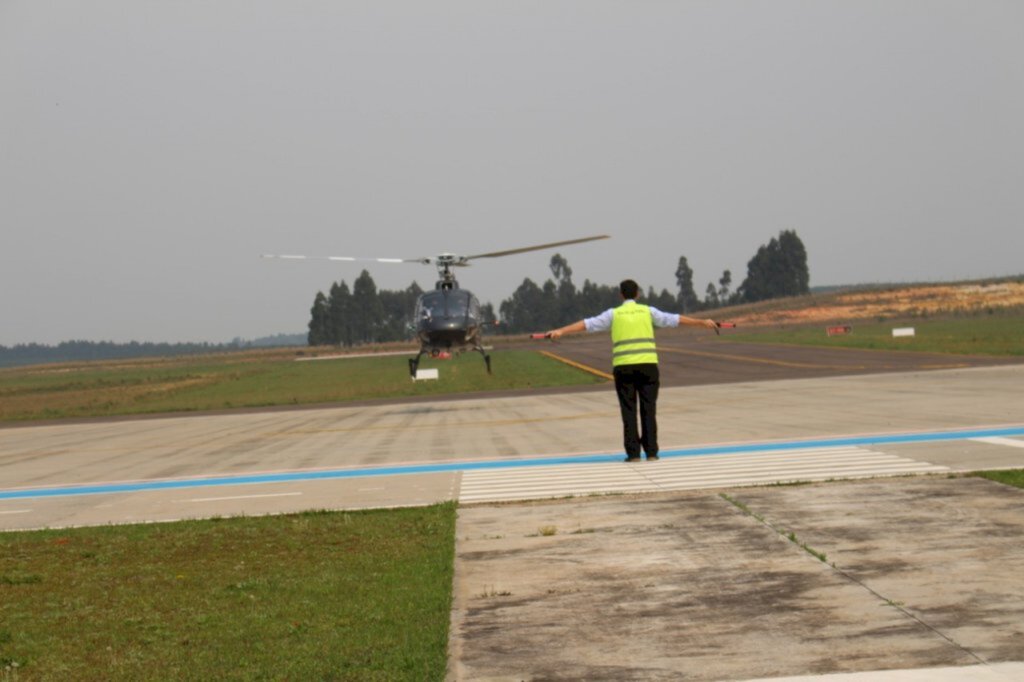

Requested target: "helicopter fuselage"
[
  {"left": 414, "top": 283, "right": 483, "bottom": 353},
  {"left": 261, "top": 234, "right": 608, "bottom": 377}
]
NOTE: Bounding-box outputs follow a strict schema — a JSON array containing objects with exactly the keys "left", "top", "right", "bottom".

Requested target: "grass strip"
[
  {"left": 0, "top": 350, "right": 604, "bottom": 422},
  {"left": 0, "top": 504, "right": 456, "bottom": 681},
  {"left": 971, "top": 469, "right": 1024, "bottom": 489},
  {"left": 729, "top": 315, "right": 1024, "bottom": 356}
]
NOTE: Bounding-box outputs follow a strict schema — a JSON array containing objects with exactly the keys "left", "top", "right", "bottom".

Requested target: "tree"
[
  {"left": 550, "top": 253, "right": 578, "bottom": 323},
  {"left": 480, "top": 302, "right": 497, "bottom": 327},
  {"left": 549, "top": 253, "right": 571, "bottom": 283},
  {"left": 378, "top": 282, "right": 421, "bottom": 342},
  {"left": 499, "top": 278, "right": 545, "bottom": 333},
  {"left": 738, "top": 230, "right": 810, "bottom": 303},
  {"left": 328, "top": 281, "right": 353, "bottom": 346},
  {"left": 577, "top": 279, "right": 620, "bottom": 318},
  {"left": 308, "top": 291, "right": 331, "bottom": 346},
  {"left": 647, "top": 286, "right": 677, "bottom": 311},
  {"left": 703, "top": 282, "right": 719, "bottom": 309},
  {"left": 718, "top": 270, "right": 732, "bottom": 303},
  {"left": 351, "top": 270, "right": 384, "bottom": 343},
  {"left": 675, "top": 256, "right": 699, "bottom": 313},
  {"left": 540, "top": 279, "right": 560, "bottom": 330},
  {"left": 777, "top": 230, "right": 810, "bottom": 294}
]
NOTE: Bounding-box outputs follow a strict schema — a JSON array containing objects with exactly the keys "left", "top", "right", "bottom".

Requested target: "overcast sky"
[{"left": 2, "top": 1, "right": 1022, "bottom": 346}]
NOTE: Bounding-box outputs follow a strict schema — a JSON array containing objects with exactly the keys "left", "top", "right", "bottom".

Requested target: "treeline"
[
  {"left": 0, "top": 340, "right": 228, "bottom": 368},
  {"left": 682, "top": 229, "right": 810, "bottom": 310},
  {"left": 306, "top": 272, "right": 435, "bottom": 347},
  {"left": 306, "top": 230, "right": 810, "bottom": 345},
  {"left": 0, "top": 335, "right": 306, "bottom": 369}
]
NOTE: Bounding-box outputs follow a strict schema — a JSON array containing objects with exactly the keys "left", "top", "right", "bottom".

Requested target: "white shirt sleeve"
[
  {"left": 648, "top": 306, "right": 680, "bottom": 328},
  {"left": 583, "top": 308, "right": 615, "bottom": 332}
]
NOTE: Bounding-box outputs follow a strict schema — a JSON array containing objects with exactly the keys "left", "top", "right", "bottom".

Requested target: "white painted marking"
[
  {"left": 0, "top": 509, "right": 32, "bottom": 515},
  {"left": 414, "top": 368, "right": 439, "bottom": 381},
  {"left": 187, "top": 492, "right": 303, "bottom": 503},
  {"left": 971, "top": 436, "right": 1024, "bottom": 449},
  {"left": 459, "top": 447, "right": 949, "bottom": 503},
  {"left": 892, "top": 327, "right": 916, "bottom": 337}
]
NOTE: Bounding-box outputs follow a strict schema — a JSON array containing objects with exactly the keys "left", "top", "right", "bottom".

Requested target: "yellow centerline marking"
[
  {"left": 540, "top": 346, "right": 860, "bottom": 372},
  {"left": 658, "top": 346, "right": 864, "bottom": 370},
  {"left": 538, "top": 350, "right": 614, "bottom": 380}
]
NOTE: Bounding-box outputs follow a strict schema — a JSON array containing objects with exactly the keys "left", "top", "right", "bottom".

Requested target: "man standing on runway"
[{"left": 543, "top": 279, "right": 718, "bottom": 462}]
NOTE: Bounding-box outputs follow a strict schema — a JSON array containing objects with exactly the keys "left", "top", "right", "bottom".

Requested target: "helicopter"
[{"left": 263, "top": 235, "right": 610, "bottom": 377}]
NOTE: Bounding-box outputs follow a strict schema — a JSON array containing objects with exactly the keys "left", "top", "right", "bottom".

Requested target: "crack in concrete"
[{"left": 718, "top": 492, "right": 989, "bottom": 667}]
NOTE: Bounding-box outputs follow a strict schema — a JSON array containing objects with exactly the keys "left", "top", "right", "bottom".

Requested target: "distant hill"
[
  {"left": 0, "top": 333, "right": 306, "bottom": 368},
  {"left": 233, "top": 333, "right": 307, "bottom": 348},
  {"left": 723, "top": 276, "right": 1024, "bottom": 327}
]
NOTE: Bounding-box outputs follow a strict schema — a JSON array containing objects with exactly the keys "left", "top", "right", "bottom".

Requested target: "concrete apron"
[{"left": 448, "top": 476, "right": 1024, "bottom": 681}]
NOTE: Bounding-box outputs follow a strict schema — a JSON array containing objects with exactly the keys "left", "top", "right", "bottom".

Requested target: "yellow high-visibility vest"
[{"left": 611, "top": 302, "right": 658, "bottom": 366}]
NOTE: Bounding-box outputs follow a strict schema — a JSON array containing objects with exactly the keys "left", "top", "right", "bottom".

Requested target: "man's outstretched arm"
[
  {"left": 543, "top": 320, "right": 586, "bottom": 339},
  {"left": 679, "top": 314, "right": 719, "bottom": 331}
]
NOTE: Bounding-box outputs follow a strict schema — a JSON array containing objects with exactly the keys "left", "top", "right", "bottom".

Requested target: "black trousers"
[{"left": 613, "top": 363, "right": 660, "bottom": 458}]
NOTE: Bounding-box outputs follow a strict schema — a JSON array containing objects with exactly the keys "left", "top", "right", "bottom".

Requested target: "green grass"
[
  {"left": 0, "top": 349, "right": 604, "bottom": 422},
  {"left": 972, "top": 469, "right": 1024, "bottom": 489},
  {"left": 729, "top": 315, "right": 1024, "bottom": 356},
  {"left": 0, "top": 504, "right": 456, "bottom": 681}
]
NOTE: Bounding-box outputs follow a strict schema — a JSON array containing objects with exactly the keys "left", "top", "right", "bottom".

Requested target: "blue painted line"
[
  {"left": 659, "top": 425, "right": 1024, "bottom": 458},
  {"left": 3, "top": 425, "right": 1023, "bottom": 501}
]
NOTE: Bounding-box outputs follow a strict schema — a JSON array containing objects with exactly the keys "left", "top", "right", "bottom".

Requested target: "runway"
[{"left": 2, "top": 347, "right": 1023, "bottom": 530}]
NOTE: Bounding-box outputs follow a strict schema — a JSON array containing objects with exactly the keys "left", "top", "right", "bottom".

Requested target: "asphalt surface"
[
  {"left": 523, "top": 328, "right": 1019, "bottom": 386},
  {"left": 2, "top": 338, "right": 1024, "bottom": 680}
]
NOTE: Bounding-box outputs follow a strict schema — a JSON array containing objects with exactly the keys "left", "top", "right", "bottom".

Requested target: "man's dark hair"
[{"left": 619, "top": 279, "right": 640, "bottom": 300}]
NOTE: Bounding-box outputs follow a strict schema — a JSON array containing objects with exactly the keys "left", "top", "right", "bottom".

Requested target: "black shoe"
[
  {"left": 646, "top": 455, "right": 660, "bottom": 461},
  {"left": 623, "top": 456, "right": 641, "bottom": 463}
]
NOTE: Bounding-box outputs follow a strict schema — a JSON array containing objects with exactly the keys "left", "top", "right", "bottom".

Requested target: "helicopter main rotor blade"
[
  {"left": 263, "top": 235, "right": 609, "bottom": 268},
  {"left": 464, "top": 235, "right": 609, "bottom": 261},
  {"left": 261, "top": 254, "right": 427, "bottom": 264}
]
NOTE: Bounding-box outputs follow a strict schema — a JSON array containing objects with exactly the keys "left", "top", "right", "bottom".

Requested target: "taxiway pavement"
[{"left": 2, "top": 362, "right": 1022, "bottom": 530}]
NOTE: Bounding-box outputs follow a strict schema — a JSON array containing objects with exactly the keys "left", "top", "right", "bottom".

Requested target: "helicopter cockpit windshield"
[{"left": 416, "top": 289, "right": 479, "bottom": 325}]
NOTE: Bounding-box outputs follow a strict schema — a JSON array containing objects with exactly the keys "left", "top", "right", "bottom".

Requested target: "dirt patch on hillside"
[{"left": 731, "top": 282, "right": 1024, "bottom": 327}]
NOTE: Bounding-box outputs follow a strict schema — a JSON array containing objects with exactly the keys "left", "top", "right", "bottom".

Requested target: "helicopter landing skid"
[
  {"left": 475, "top": 345, "right": 492, "bottom": 375},
  {"left": 409, "top": 347, "right": 491, "bottom": 377},
  {"left": 409, "top": 350, "right": 427, "bottom": 379}
]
